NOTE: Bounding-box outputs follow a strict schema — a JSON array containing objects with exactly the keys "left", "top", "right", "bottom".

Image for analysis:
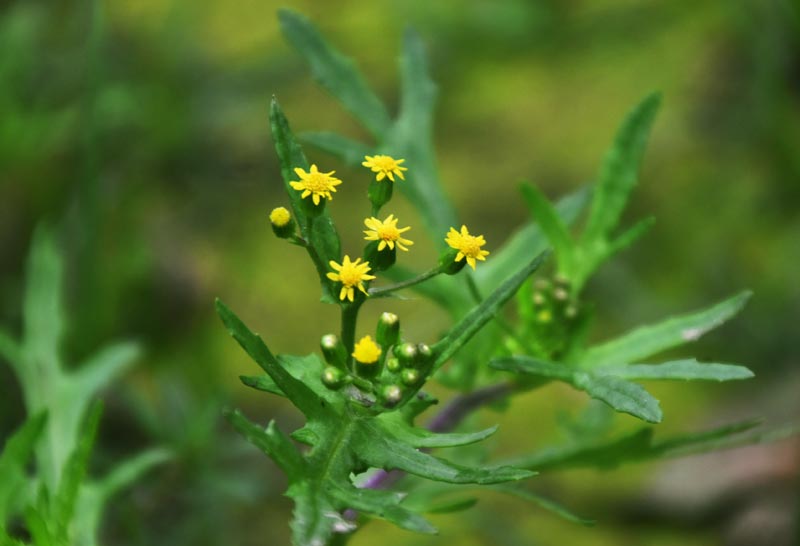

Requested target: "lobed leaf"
[
  {"left": 225, "top": 410, "right": 305, "bottom": 477},
  {"left": 278, "top": 9, "right": 391, "bottom": 137},
  {"left": 578, "top": 291, "right": 752, "bottom": 368}
]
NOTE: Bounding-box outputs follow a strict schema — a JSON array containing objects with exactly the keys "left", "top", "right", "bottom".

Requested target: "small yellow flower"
[
  {"left": 445, "top": 225, "right": 490, "bottom": 270},
  {"left": 326, "top": 255, "right": 376, "bottom": 302},
  {"left": 362, "top": 155, "right": 407, "bottom": 182},
  {"left": 289, "top": 164, "right": 342, "bottom": 205},
  {"left": 269, "top": 207, "right": 292, "bottom": 227},
  {"left": 363, "top": 214, "right": 414, "bottom": 252},
  {"left": 352, "top": 335, "right": 381, "bottom": 364}
]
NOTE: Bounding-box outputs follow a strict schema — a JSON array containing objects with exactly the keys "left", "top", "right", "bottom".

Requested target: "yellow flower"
[
  {"left": 352, "top": 335, "right": 381, "bottom": 364},
  {"left": 326, "top": 255, "right": 376, "bottom": 302},
  {"left": 269, "top": 207, "right": 292, "bottom": 227},
  {"left": 445, "top": 225, "right": 490, "bottom": 270},
  {"left": 363, "top": 214, "right": 414, "bottom": 252},
  {"left": 362, "top": 155, "right": 407, "bottom": 182},
  {"left": 289, "top": 165, "right": 342, "bottom": 205}
]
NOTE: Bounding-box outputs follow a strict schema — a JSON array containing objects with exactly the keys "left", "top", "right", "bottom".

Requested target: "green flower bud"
[
  {"left": 533, "top": 292, "right": 546, "bottom": 306},
  {"left": 385, "top": 357, "right": 401, "bottom": 372},
  {"left": 536, "top": 309, "right": 552, "bottom": 324},
  {"left": 320, "top": 334, "right": 347, "bottom": 369},
  {"left": 321, "top": 366, "right": 345, "bottom": 390},
  {"left": 376, "top": 312, "right": 400, "bottom": 347},
  {"left": 553, "top": 287, "right": 569, "bottom": 302},
  {"left": 401, "top": 368, "right": 420, "bottom": 386},
  {"left": 534, "top": 279, "right": 551, "bottom": 291},
  {"left": 381, "top": 384, "right": 403, "bottom": 406},
  {"left": 564, "top": 304, "right": 578, "bottom": 319},
  {"left": 269, "top": 207, "right": 296, "bottom": 239},
  {"left": 394, "top": 343, "right": 417, "bottom": 367}
]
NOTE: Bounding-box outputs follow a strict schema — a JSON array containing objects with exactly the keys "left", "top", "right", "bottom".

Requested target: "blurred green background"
[{"left": 1, "top": 0, "right": 798, "bottom": 544}]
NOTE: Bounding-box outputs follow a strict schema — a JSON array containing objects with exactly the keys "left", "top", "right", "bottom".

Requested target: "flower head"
[
  {"left": 269, "top": 207, "right": 292, "bottom": 227},
  {"left": 352, "top": 335, "right": 381, "bottom": 364},
  {"left": 289, "top": 165, "right": 342, "bottom": 205},
  {"left": 445, "top": 225, "right": 490, "bottom": 270},
  {"left": 326, "top": 255, "right": 376, "bottom": 302},
  {"left": 363, "top": 214, "right": 414, "bottom": 251},
  {"left": 362, "top": 155, "right": 407, "bottom": 182}
]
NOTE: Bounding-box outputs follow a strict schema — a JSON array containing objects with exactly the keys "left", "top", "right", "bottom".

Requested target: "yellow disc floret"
[
  {"left": 445, "top": 225, "right": 490, "bottom": 270},
  {"left": 362, "top": 155, "right": 407, "bottom": 182},
  {"left": 352, "top": 335, "right": 381, "bottom": 364},
  {"left": 363, "top": 214, "right": 414, "bottom": 251},
  {"left": 289, "top": 164, "right": 342, "bottom": 205},
  {"left": 269, "top": 207, "right": 292, "bottom": 227},
  {"left": 326, "top": 255, "right": 377, "bottom": 302}
]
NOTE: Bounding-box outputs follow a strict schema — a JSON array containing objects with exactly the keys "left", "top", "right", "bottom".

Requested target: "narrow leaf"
[
  {"left": 598, "top": 359, "right": 754, "bottom": 382},
  {"left": 377, "top": 414, "right": 498, "bottom": 448},
  {"left": 493, "top": 485, "right": 595, "bottom": 526},
  {"left": 490, "top": 356, "right": 574, "bottom": 381},
  {"left": 582, "top": 92, "right": 661, "bottom": 245},
  {"left": 604, "top": 215, "right": 655, "bottom": 258},
  {"left": 579, "top": 291, "right": 752, "bottom": 368},
  {"left": 329, "top": 484, "right": 436, "bottom": 534},
  {"left": 216, "top": 300, "right": 327, "bottom": 421},
  {"left": 520, "top": 183, "right": 574, "bottom": 273},
  {"left": 96, "top": 447, "right": 172, "bottom": 499},
  {"left": 0, "top": 412, "right": 47, "bottom": 523},
  {"left": 72, "top": 341, "right": 140, "bottom": 399},
  {"left": 278, "top": 9, "right": 391, "bottom": 137},
  {"left": 0, "top": 328, "right": 21, "bottom": 370},
  {"left": 574, "top": 374, "right": 662, "bottom": 423},
  {"left": 432, "top": 251, "right": 549, "bottom": 371},
  {"left": 300, "top": 131, "right": 373, "bottom": 166},
  {"left": 225, "top": 410, "right": 305, "bottom": 477}
]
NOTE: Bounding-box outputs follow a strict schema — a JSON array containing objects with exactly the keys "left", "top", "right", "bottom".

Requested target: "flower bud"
[
  {"left": 564, "top": 304, "right": 578, "bottom": 319},
  {"left": 536, "top": 309, "right": 552, "bottom": 324},
  {"left": 401, "top": 368, "right": 420, "bottom": 386},
  {"left": 376, "top": 312, "right": 400, "bottom": 347},
  {"left": 269, "top": 207, "right": 296, "bottom": 238},
  {"left": 381, "top": 384, "right": 403, "bottom": 406},
  {"left": 385, "top": 357, "right": 401, "bottom": 372},
  {"left": 533, "top": 292, "right": 546, "bottom": 306},
  {"left": 553, "top": 287, "right": 569, "bottom": 302},
  {"left": 320, "top": 334, "right": 347, "bottom": 369},
  {"left": 321, "top": 366, "right": 345, "bottom": 390},
  {"left": 394, "top": 343, "right": 417, "bottom": 367}
]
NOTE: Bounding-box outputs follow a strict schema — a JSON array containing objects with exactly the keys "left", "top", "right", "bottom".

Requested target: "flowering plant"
[{"left": 215, "top": 9, "right": 768, "bottom": 546}]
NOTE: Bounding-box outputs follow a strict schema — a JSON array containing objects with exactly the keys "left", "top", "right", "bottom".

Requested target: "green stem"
[
  {"left": 368, "top": 266, "right": 443, "bottom": 297},
  {"left": 465, "top": 272, "right": 483, "bottom": 303},
  {"left": 340, "top": 303, "right": 361, "bottom": 369}
]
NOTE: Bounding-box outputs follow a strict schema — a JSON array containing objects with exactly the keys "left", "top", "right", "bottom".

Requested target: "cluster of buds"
[
  {"left": 318, "top": 312, "right": 434, "bottom": 410},
  {"left": 516, "top": 275, "right": 583, "bottom": 359}
]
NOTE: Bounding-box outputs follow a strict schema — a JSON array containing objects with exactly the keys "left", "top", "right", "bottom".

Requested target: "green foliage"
[{"left": 0, "top": 227, "right": 169, "bottom": 546}]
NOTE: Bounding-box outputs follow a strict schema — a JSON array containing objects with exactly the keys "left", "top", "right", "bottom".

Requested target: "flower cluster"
[{"left": 271, "top": 154, "right": 491, "bottom": 304}]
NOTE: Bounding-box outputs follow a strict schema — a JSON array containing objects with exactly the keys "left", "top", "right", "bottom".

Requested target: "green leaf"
[
  {"left": 519, "top": 183, "right": 575, "bottom": 274},
  {"left": 604, "top": 215, "right": 655, "bottom": 259},
  {"left": 300, "top": 131, "right": 373, "bottom": 166},
  {"left": 384, "top": 29, "right": 458, "bottom": 241},
  {"left": 0, "top": 328, "right": 21, "bottom": 370},
  {"left": 51, "top": 401, "right": 102, "bottom": 542},
  {"left": 225, "top": 410, "right": 305, "bottom": 477},
  {"left": 432, "top": 251, "right": 549, "bottom": 371},
  {"left": 598, "top": 359, "right": 754, "bottom": 381},
  {"left": 490, "top": 356, "right": 662, "bottom": 423},
  {"left": 574, "top": 375, "right": 662, "bottom": 423},
  {"left": 72, "top": 341, "right": 140, "bottom": 399},
  {"left": 278, "top": 9, "right": 391, "bottom": 137},
  {"left": 354, "top": 420, "right": 534, "bottom": 485},
  {"left": 376, "top": 413, "right": 498, "bottom": 448},
  {"left": 0, "top": 412, "right": 47, "bottom": 526},
  {"left": 328, "top": 484, "right": 436, "bottom": 534},
  {"left": 581, "top": 92, "right": 661, "bottom": 247},
  {"left": 492, "top": 485, "right": 595, "bottom": 526},
  {"left": 578, "top": 291, "right": 752, "bottom": 368},
  {"left": 95, "top": 447, "right": 171, "bottom": 499},
  {"left": 216, "top": 300, "right": 329, "bottom": 423},
  {"left": 270, "top": 98, "right": 341, "bottom": 303}
]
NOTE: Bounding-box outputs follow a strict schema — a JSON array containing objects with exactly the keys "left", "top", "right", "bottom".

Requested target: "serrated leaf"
[
  {"left": 240, "top": 354, "right": 343, "bottom": 409},
  {"left": 0, "top": 412, "right": 47, "bottom": 526},
  {"left": 581, "top": 92, "right": 661, "bottom": 247},
  {"left": 432, "top": 251, "right": 549, "bottom": 371},
  {"left": 578, "top": 291, "right": 752, "bottom": 368},
  {"left": 328, "top": 483, "right": 436, "bottom": 534},
  {"left": 216, "top": 301, "right": 328, "bottom": 423},
  {"left": 598, "top": 359, "right": 754, "bottom": 381},
  {"left": 278, "top": 9, "right": 391, "bottom": 137},
  {"left": 574, "top": 374, "right": 662, "bottom": 423},
  {"left": 270, "top": 98, "right": 341, "bottom": 303},
  {"left": 225, "top": 411, "right": 305, "bottom": 477},
  {"left": 300, "top": 131, "right": 373, "bottom": 166}
]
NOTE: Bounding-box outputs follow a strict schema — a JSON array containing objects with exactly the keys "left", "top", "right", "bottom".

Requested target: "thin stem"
[
  {"left": 368, "top": 266, "right": 443, "bottom": 297},
  {"left": 465, "top": 272, "right": 483, "bottom": 303},
  {"left": 340, "top": 303, "right": 361, "bottom": 369}
]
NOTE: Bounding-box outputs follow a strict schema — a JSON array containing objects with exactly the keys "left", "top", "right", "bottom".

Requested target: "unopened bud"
[
  {"left": 565, "top": 305, "right": 578, "bottom": 319},
  {"left": 401, "top": 368, "right": 420, "bottom": 386},
  {"left": 553, "top": 287, "right": 569, "bottom": 301},
  {"left": 321, "top": 366, "right": 345, "bottom": 390},
  {"left": 381, "top": 384, "right": 403, "bottom": 406},
  {"left": 536, "top": 309, "right": 552, "bottom": 324},
  {"left": 269, "top": 207, "right": 296, "bottom": 238},
  {"left": 320, "top": 334, "right": 347, "bottom": 368},
  {"left": 534, "top": 279, "right": 550, "bottom": 291},
  {"left": 386, "top": 357, "right": 401, "bottom": 372},
  {"left": 395, "top": 343, "right": 417, "bottom": 366},
  {"left": 533, "top": 292, "right": 546, "bottom": 306},
  {"left": 376, "top": 312, "right": 400, "bottom": 347}
]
